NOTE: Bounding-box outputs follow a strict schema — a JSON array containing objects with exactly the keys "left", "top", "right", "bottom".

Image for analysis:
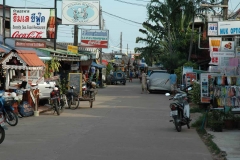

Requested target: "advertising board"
[
  {"left": 81, "top": 29, "right": 109, "bottom": 48},
  {"left": 10, "top": 8, "right": 56, "bottom": 39},
  {"left": 207, "top": 22, "right": 218, "bottom": 36},
  {"left": 62, "top": 0, "right": 99, "bottom": 25},
  {"left": 218, "top": 21, "right": 240, "bottom": 36}
]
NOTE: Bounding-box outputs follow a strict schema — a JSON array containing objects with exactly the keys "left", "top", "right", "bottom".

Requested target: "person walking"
[
  {"left": 141, "top": 70, "right": 148, "bottom": 94},
  {"left": 129, "top": 70, "right": 133, "bottom": 82},
  {"left": 165, "top": 70, "right": 177, "bottom": 95}
]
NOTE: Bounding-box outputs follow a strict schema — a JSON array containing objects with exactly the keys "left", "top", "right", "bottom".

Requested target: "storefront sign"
[
  {"left": 218, "top": 21, "right": 240, "bottom": 36},
  {"left": 67, "top": 45, "right": 78, "bottom": 54},
  {"left": 182, "top": 66, "right": 193, "bottom": 85},
  {"left": 207, "top": 22, "right": 218, "bottom": 36},
  {"left": 71, "top": 63, "right": 79, "bottom": 70},
  {"left": 10, "top": 8, "right": 56, "bottom": 39},
  {"left": 62, "top": 0, "right": 99, "bottom": 25},
  {"left": 81, "top": 29, "right": 109, "bottom": 48},
  {"left": 221, "top": 41, "right": 234, "bottom": 52},
  {"left": 212, "top": 52, "right": 235, "bottom": 57},
  {"left": 15, "top": 41, "right": 46, "bottom": 48},
  {"left": 200, "top": 73, "right": 210, "bottom": 103}
]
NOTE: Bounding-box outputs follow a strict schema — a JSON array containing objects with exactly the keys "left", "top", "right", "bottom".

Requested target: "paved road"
[{"left": 0, "top": 79, "right": 213, "bottom": 160}]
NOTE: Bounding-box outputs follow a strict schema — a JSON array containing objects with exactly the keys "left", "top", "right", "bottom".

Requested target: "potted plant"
[
  {"left": 234, "top": 115, "right": 240, "bottom": 130},
  {"left": 208, "top": 109, "right": 224, "bottom": 132}
]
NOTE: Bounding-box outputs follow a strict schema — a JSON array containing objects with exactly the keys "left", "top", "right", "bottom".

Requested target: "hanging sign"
[
  {"left": 67, "top": 45, "right": 78, "bottom": 54},
  {"left": 207, "top": 22, "right": 218, "bottom": 36},
  {"left": 218, "top": 21, "right": 240, "bottom": 36}
]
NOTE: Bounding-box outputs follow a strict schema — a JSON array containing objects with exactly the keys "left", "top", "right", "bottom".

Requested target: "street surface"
[{"left": 0, "top": 79, "right": 213, "bottom": 160}]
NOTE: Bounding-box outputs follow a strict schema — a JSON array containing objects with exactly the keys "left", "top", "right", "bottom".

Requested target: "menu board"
[
  {"left": 68, "top": 73, "right": 82, "bottom": 96},
  {"left": 200, "top": 73, "right": 210, "bottom": 103}
]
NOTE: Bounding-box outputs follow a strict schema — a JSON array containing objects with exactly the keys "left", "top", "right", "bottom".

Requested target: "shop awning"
[
  {"left": 36, "top": 48, "right": 86, "bottom": 61},
  {"left": 0, "top": 49, "right": 45, "bottom": 70},
  {"left": 91, "top": 62, "right": 106, "bottom": 68}
]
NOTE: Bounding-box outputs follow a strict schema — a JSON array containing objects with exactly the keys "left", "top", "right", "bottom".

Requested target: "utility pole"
[
  {"left": 2, "top": 0, "right": 6, "bottom": 45},
  {"left": 120, "top": 32, "right": 122, "bottom": 54},
  {"left": 54, "top": 0, "right": 57, "bottom": 50},
  {"left": 188, "top": 0, "right": 195, "bottom": 61},
  {"left": 73, "top": 25, "right": 78, "bottom": 46},
  {"left": 222, "top": 0, "right": 229, "bottom": 20},
  {"left": 99, "top": 7, "right": 102, "bottom": 64}
]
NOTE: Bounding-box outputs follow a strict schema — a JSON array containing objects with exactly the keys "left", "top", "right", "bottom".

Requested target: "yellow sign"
[{"left": 67, "top": 45, "right": 78, "bottom": 54}]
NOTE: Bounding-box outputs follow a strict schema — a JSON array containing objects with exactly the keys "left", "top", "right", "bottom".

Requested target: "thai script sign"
[
  {"left": 218, "top": 21, "right": 240, "bottom": 36},
  {"left": 10, "top": 8, "right": 56, "bottom": 39},
  {"left": 15, "top": 41, "right": 46, "bottom": 48},
  {"left": 207, "top": 22, "right": 218, "bottom": 36},
  {"left": 62, "top": 0, "right": 99, "bottom": 25},
  {"left": 81, "top": 29, "right": 109, "bottom": 48}
]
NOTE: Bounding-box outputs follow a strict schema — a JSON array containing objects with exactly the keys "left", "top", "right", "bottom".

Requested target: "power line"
[
  {"left": 114, "top": 0, "right": 146, "bottom": 7},
  {"left": 102, "top": 11, "right": 142, "bottom": 25}
]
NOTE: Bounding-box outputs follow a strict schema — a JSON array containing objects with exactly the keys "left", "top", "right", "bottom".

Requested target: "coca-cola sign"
[
  {"left": 81, "top": 29, "right": 109, "bottom": 48},
  {"left": 62, "top": 0, "right": 99, "bottom": 25},
  {"left": 10, "top": 8, "right": 56, "bottom": 39}
]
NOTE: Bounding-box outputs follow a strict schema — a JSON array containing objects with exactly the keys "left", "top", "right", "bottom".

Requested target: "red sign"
[
  {"left": 15, "top": 41, "right": 46, "bottom": 48},
  {"left": 211, "top": 57, "right": 218, "bottom": 63},
  {"left": 80, "top": 40, "right": 108, "bottom": 48}
]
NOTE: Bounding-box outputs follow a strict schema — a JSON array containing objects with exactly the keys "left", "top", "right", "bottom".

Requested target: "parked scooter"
[
  {"left": 0, "top": 92, "right": 18, "bottom": 126},
  {"left": 0, "top": 113, "right": 6, "bottom": 144},
  {"left": 165, "top": 85, "right": 192, "bottom": 132}
]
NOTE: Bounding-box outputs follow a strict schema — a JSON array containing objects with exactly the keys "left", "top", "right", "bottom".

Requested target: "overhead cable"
[
  {"left": 114, "top": 0, "right": 146, "bottom": 7},
  {"left": 102, "top": 11, "right": 142, "bottom": 25}
]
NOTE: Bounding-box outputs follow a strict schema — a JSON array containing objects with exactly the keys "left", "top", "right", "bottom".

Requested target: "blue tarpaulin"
[{"left": 91, "top": 62, "right": 106, "bottom": 68}]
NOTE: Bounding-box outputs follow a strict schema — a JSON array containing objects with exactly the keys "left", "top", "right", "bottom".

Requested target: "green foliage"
[
  {"left": 56, "top": 78, "right": 68, "bottom": 94},
  {"left": 189, "top": 82, "right": 201, "bottom": 105},
  {"left": 207, "top": 110, "right": 224, "bottom": 129},
  {"left": 191, "top": 114, "right": 205, "bottom": 128},
  {"left": 106, "top": 63, "right": 113, "bottom": 76},
  {"left": 44, "top": 57, "right": 61, "bottom": 78}
]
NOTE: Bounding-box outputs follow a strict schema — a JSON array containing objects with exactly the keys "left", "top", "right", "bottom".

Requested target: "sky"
[{"left": 1, "top": 0, "right": 240, "bottom": 54}]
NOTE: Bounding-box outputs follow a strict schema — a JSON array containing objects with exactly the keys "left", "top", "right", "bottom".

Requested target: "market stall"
[{"left": 0, "top": 49, "right": 45, "bottom": 113}]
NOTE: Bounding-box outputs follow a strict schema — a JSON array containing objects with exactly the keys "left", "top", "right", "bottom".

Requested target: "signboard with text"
[
  {"left": 67, "top": 45, "right": 78, "bottom": 54},
  {"left": 15, "top": 41, "right": 46, "bottom": 48},
  {"left": 207, "top": 22, "right": 218, "bottom": 36},
  {"left": 218, "top": 21, "right": 240, "bottom": 36},
  {"left": 81, "top": 29, "right": 109, "bottom": 48},
  {"left": 10, "top": 8, "right": 56, "bottom": 39},
  {"left": 62, "top": 0, "right": 99, "bottom": 25}
]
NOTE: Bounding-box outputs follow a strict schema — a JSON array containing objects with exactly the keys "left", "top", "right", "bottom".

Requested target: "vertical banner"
[
  {"left": 209, "top": 37, "right": 222, "bottom": 65},
  {"left": 182, "top": 66, "right": 193, "bottom": 86},
  {"left": 185, "top": 72, "right": 197, "bottom": 86},
  {"left": 200, "top": 73, "right": 210, "bottom": 103}
]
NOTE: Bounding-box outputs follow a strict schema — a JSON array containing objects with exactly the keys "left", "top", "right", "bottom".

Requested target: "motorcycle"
[
  {"left": 45, "top": 86, "right": 66, "bottom": 115},
  {"left": 66, "top": 85, "right": 80, "bottom": 110},
  {"left": 165, "top": 85, "right": 192, "bottom": 132},
  {"left": 0, "top": 92, "right": 18, "bottom": 126}
]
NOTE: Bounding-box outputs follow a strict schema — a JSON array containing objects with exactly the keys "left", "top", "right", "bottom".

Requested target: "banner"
[
  {"left": 207, "top": 22, "right": 218, "bottom": 36},
  {"left": 10, "top": 8, "right": 55, "bottom": 39},
  {"left": 200, "top": 73, "right": 210, "bottom": 103},
  {"left": 209, "top": 37, "right": 221, "bottom": 65},
  {"left": 81, "top": 29, "right": 109, "bottom": 48},
  {"left": 182, "top": 66, "right": 193, "bottom": 85},
  {"left": 62, "top": 0, "right": 99, "bottom": 25},
  {"left": 218, "top": 21, "right": 240, "bottom": 36}
]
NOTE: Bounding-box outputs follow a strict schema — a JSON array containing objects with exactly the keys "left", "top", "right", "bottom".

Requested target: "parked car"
[
  {"left": 108, "top": 71, "right": 126, "bottom": 85},
  {"left": 10, "top": 81, "right": 56, "bottom": 99},
  {"left": 147, "top": 70, "right": 171, "bottom": 93}
]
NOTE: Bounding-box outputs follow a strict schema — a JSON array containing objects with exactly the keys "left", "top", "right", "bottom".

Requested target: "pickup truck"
[{"left": 107, "top": 71, "right": 126, "bottom": 85}]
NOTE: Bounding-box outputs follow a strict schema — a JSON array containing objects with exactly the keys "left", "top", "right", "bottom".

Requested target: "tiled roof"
[
  {"left": 15, "top": 50, "right": 45, "bottom": 67},
  {"left": 0, "top": 48, "right": 5, "bottom": 52}
]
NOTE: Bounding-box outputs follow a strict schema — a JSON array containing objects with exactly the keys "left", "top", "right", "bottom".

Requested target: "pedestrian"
[
  {"left": 165, "top": 70, "right": 177, "bottom": 95},
  {"left": 129, "top": 70, "right": 133, "bottom": 82},
  {"left": 141, "top": 70, "right": 148, "bottom": 94},
  {"left": 136, "top": 70, "right": 139, "bottom": 78}
]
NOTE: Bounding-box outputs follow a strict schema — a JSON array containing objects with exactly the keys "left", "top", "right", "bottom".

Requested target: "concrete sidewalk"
[{"left": 207, "top": 129, "right": 240, "bottom": 160}]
